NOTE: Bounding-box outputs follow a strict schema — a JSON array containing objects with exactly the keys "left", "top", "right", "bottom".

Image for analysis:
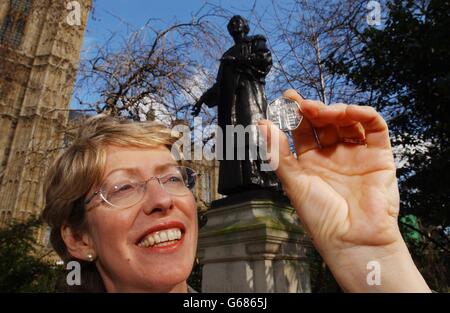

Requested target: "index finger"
[{"left": 346, "top": 105, "right": 391, "bottom": 149}]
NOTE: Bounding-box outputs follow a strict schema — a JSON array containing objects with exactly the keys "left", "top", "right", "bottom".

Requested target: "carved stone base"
[{"left": 198, "top": 190, "right": 312, "bottom": 293}]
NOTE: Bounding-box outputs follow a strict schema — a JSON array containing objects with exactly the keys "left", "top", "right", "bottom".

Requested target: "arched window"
[
  {"left": 5, "top": 211, "right": 12, "bottom": 225},
  {"left": 0, "top": 0, "right": 32, "bottom": 48},
  {"left": 0, "top": 211, "right": 5, "bottom": 226},
  {"left": 43, "top": 226, "right": 52, "bottom": 248}
]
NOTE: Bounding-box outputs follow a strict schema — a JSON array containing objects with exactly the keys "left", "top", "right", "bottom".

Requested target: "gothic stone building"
[{"left": 0, "top": 0, "right": 91, "bottom": 226}]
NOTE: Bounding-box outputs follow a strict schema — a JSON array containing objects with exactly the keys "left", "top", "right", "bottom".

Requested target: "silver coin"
[{"left": 266, "top": 97, "right": 303, "bottom": 131}]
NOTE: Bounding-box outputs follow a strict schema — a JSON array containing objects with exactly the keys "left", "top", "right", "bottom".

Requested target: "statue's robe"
[{"left": 201, "top": 35, "right": 278, "bottom": 195}]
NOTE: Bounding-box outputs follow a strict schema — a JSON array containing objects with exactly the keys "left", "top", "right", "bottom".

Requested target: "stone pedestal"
[{"left": 198, "top": 190, "right": 312, "bottom": 293}]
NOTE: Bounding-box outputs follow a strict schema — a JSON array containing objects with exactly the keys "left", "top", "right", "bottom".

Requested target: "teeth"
[
  {"left": 138, "top": 227, "right": 183, "bottom": 248},
  {"left": 159, "top": 232, "right": 168, "bottom": 242}
]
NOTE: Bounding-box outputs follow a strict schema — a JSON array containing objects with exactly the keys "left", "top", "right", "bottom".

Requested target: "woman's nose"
[{"left": 141, "top": 179, "right": 173, "bottom": 215}]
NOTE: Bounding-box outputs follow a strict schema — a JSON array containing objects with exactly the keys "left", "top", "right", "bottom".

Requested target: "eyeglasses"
[{"left": 84, "top": 166, "right": 197, "bottom": 209}]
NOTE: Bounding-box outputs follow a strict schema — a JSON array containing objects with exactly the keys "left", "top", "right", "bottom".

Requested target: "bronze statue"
[{"left": 192, "top": 15, "right": 278, "bottom": 195}]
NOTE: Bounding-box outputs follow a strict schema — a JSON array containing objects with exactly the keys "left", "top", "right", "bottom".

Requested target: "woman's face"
[{"left": 85, "top": 145, "right": 198, "bottom": 292}]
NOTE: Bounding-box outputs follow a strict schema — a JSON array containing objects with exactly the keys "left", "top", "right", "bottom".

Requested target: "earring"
[{"left": 86, "top": 253, "right": 95, "bottom": 262}]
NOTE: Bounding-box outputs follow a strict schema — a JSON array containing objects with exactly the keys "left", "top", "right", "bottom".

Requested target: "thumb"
[
  {"left": 258, "top": 120, "right": 321, "bottom": 238},
  {"left": 258, "top": 119, "right": 300, "bottom": 189}
]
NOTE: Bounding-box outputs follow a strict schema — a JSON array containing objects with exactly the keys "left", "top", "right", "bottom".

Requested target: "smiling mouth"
[{"left": 137, "top": 227, "right": 184, "bottom": 248}]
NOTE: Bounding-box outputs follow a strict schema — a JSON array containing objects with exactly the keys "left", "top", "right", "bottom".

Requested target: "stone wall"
[{"left": 0, "top": 0, "right": 91, "bottom": 226}]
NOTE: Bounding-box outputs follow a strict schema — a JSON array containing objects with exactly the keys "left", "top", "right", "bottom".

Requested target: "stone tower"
[{"left": 0, "top": 0, "right": 91, "bottom": 224}]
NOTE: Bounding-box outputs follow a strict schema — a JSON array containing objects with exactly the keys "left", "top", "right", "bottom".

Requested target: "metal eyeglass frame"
[{"left": 84, "top": 166, "right": 197, "bottom": 208}]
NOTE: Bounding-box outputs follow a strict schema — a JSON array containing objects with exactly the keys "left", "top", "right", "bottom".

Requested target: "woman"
[{"left": 42, "top": 89, "right": 431, "bottom": 292}]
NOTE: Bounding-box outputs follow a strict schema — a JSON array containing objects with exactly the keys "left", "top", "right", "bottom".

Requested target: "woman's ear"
[{"left": 61, "top": 224, "right": 96, "bottom": 261}]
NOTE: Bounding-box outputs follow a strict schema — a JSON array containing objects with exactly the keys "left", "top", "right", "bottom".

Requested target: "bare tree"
[
  {"left": 250, "top": 0, "right": 373, "bottom": 105},
  {"left": 202, "top": 0, "right": 375, "bottom": 105},
  {"left": 74, "top": 8, "right": 226, "bottom": 126}
]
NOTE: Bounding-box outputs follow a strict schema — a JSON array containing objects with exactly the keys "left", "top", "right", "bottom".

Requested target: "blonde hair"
[{"left": 42, "top": 114, "right": 179, "bottom": 263}]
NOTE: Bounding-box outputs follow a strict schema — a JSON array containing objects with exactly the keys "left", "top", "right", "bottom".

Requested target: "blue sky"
[
  {"left": 72, "top": 0, "right": 278, "bottom": 109},
  {"left": 82, "top": 0, "right": 277, "bottom": 51},
  {"left": 86, "top": 0, "right": 268, "bottom": 32}
]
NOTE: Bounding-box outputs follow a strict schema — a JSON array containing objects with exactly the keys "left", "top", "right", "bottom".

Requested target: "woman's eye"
[
  {"left": 113, "top": 184, "right": 135, "bottom": 194},
  {"left": 168, "top": 176, "right": 182, "bottom": 183},
  {"left": 161, "top": 174, "right": 184, "bottom": 185}
]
